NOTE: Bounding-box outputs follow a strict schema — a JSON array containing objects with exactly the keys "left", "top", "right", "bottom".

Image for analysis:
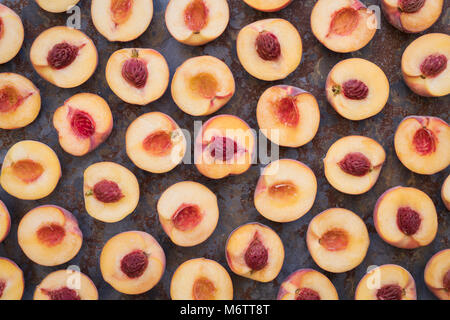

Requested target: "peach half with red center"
[
  {"left": 326, "top": 58, "right": 390, "bottom": 121},
  {"left": 0, "top": 140, "right": 61, "bottom": 200},
  {"left": 126, "top": 112, "right": 186, "bottom": 174},
  {"left": 424, "top": 249, "right": 450, "bottom": 300},
  {"left": 355, "top": 264, "right": 416, "bottom": 300},
  {"left": 311, "top": 0, "right": 377, "bottom": 53},
  {"left": 394, "top": 116, "right": 449, "bottom": 175},
  {"left": 381, "top": 0, "right": 443, "bottom": 33},
  {"left": 237, "top": 18, "right": 302, "bottom": 81},
  {"left": 442, "top": 175, "right": 450, "bottom": 211},
  {"left": 84, "top": 162, "right": 139, "bottom": 223},
  {"left": 165, "top": 0, "right": 229, "bottom": 46},
  {"left": 277, "top": 268, "right": 339, "bottom": 300},
  {"left": 18, "top": 205, "right": 83, "bottom": 266},
  {"left": 91, "top": 0, "right": 153, "bottom": 42},
  {"left": 106, "top": 48, "right": 169, "bottom": 105},
  {"left": 171, "top": 56, "right": 235, "bottom": 116},
  {"left": 34, "top": 269, "right": 98, "bottom": 300},
  {"left": 242, "top": 0, "right": 292, "bottom": 12},
  {"left": 157, "top": 181, "right": 219, "bottom": 247},
  {"left": 254, "top": 159, "right": 317, "bottom": 223},
  {"left": 307, "top": 208, "right": 369, "bottom": 273},
  {"left": 30, "top": 26, "right": 98, "bottom": 88},
  {"left": 324, "top": 135, "right": 386, "bottom": 195},
  {"left": 256, "top": 85, "right": 320, "bottom": 147},
  {"left": 373, "top": 186, "right": 438, "bottom": 249},
  {"left": 195, "top": 114, "right": 255, "bottom": 179},
  {"left": 53, "top": 93, "right": 113, "bottom": 157},
  {"left": 0, "top": 257, "right": 24, "bottom": 300},
  {"left": 100, "top": 231, "right": 166, "bottom": 295},
  {"left": 170, "top": 258, "right": 233, "bottom": 300},
  {"left": 35, "top": 0, "right": 81, "bottom": 13},
  {"left": 0, "top": 73, "right": 41, "bottom": 130},
  {"left": 226, "top": 222, "right": 284, "bottom": 282},
  {"left": 401, "top": 33, "right": 449, "bottom": 97},
  {"left": 0, "top": 200, "right": 11, "bottom": 243},
  {"left": 0, "top": 4, "right": 24, "bottom": 64}
]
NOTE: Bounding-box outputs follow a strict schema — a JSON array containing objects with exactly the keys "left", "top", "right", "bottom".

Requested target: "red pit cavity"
[
  {"left": 413, "top": 127, "right": 436, "bottom": 156},
  {"left": 343, "top": 79, "right": 369, "bottom": 100},
  {"left": 256, "top": 31, "right": 281, "bottom": 61},
  {"left": 397, "top": 207, "right": 421, "bottom": 236},
  {"left": 244, "top": 236, "right": 268, "bottom": 271},
  {"left": 269, "top": 182, "right": 297, "bottom": 199},
  {"left": 47, "top": 42, "right": 79, "bottom": 70},
  {"left": 338, "top": 152, "right": 371, "bottom": 177},
  {"left": 93, "top": 180, "right": 124, "bottom": 203},
  {"left": 399, "top": 0, "right": 425, "bottom": 13},
  {"left": 193, "top": 277, "right": 216, "bottom": 300},
  {"left": 0, "top": 86, "right": 22, "bottom": 113},
  {"left": 296, "top": 288, "right": 321, "bottom": 300},
  {"left": 120, "top": 250, "right": 148, "bottom": 279},
  {"left": 143, "top": 131, "right": 173, "bottom": 157},
  {"left": 276, "top": 97, "right": 299, "bottom": 127},
  {"left": 420, "top": 54, "right": 447, "bottom": 78},
  {"left": 443, "top": 270, "right": 450, "bottom": 291},
  {"left": 122, "top": 58, "right": 148, "bottom": 88},
  {"left": 209, "top": 136, "right": 240, "bottom": 161},
  {"left": 172, "top": 204, "right": 202, "bottom": 231},
  {"left": 42, "top": 287, "right": 80, "bottom": 300},
  {"left": 320, "top": 229, "right": 348, "bottom": 251},
  {"left": 70, "top": 110, "right": 96, "bottom": 139},
  {"left": 12, "top": 159, "right": 44, "bottom": 183},
  {"left": 111, "top": 0, "right": 133, "bottom": 25},
  {"left": 329, "top": 7, "right": 359, "bottom": 36},
  {"left": 37, "top": 224, "right": 66, "bottom": 247},
  {"left": 0, "top": 18, "right": 4, "bottom": 40},
  {"left": 0, "top": 280, "right": 5, "bottom": 298},
  {"left": 376, "top": 284, "right": 403, "bottom": 300},
  {"left": 184, "top": 0, "right": 208, "bottom": 32}
]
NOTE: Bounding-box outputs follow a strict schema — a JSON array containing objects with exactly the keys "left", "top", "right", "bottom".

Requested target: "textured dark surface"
[{"left": 0, "top": 0, "right": 449, "bottom": 300}]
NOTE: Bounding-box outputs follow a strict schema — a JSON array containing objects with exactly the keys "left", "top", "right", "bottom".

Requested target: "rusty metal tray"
[{"left": 0, "top": 0, "right": 448, "bottom": 300}]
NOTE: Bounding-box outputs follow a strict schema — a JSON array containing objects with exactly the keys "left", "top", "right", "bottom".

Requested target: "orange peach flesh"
[
  {"left": 12, "top": 159, "right": 44, "bottom": 183},
  {"left": 184, "top": 0, "right": 208, "bottom": 32},
  {"left": 193, "top": 277, "right": 216, "bottom": 300},
  {"left": 111, "top": 0, "right": 133, "bottom": 25},
  {"left": 143, "top": 131, "right": 173, "bottom": 157},
  {"left": 319, "top": 229, "right": 349, "bottom": 251},
  {"left": 424, "top": 249, "right": 450, "bottom": 300},
  {"left": 328, "top": 7, "right": 359, "bottom": 37},
  {"left": 189, "top": 73, "right": 218, "bottom": 99}
]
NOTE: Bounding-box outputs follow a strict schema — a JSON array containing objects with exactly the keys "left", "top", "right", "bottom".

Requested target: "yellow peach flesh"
[
  {"left": 424, "top": 249, "right": 450, "bottom": 300},
  {"left": 0, "top": 4, "right": 24, "bottom": 64},
  {"left": 0, "top": 258, "right": 24, "bottom": 300}
]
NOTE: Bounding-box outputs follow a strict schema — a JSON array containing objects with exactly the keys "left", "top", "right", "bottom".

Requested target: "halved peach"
[
  {"left": 106, "top": 48, "right": 169, "bottom": 105},
  {"left": 254, "top": 159, "right": 317, "bottom": 223},
  {"left": 326, "top": 58, "right": 390, "bottom": 120},
  {"left": 171, "top": 56, "right": 235, "bottom": 116},
  {"left": 401, "top": 33, "right": 449, "bottom": 97},
  {"left": 277, "top": 268, "right": 339, "bottom": 300},
  {"left": 53, "top": 93, "right": 113, "bottom": 157},
  {"left": 0, "top": 4, "right": 24, "bottom": 64},
  {"left": 34, "top": 269, "right": 98, "bottom": 300},
  {"left": 17, "top": 205, "right": 83, "bottom": 266},
  {"left": 126, "top": 112, "right": 186, "bottom": 173},
  {"left": 381, "top": 0, "right": 443, "bottom": 33},
  {"left": 237, "top": 19, "right": 302, "bottom": 81},
  {"left": 424, "top": 249, "right": 450, "bottom": 300},
  {"left": 157, "top": 181, "right": 218, "bottom": 247},
  {"left": 100, "top": 231, "right": 165, "bottom": 295},
  {"left": 195, "top": 114, "right": 255, "bottom": 179},
  {"left": 355, "top": 264, "right": 416, "bottom": 300},
  {"left": 311, "top": 0, "right": 376, "bottom": 53},
  {"left": 84, "top": 162, "right": 139, "bottom": 223},
  {"left": 91, "top": 0, "right": 153, "bottom": 42},
  {"left": 226, "top": 222, "right": 284, "bottom": 282},
  {"left": 30, "top": 26, "right": 97, "bottom": 88},
  {"left": 374, "top": 186, "right": 438, "bottom": 249},
  {"left": 35, "top": 0, "right": 81, "bottom": 13},
  {"left": 442, "top": 175, "right": 450, "bottom": 211},
  {"left": 0, "top": 257, "right": 24, "bottom": 300},
  {"left": 165, "top": 0, "right": 229, "bottom": 46},
  {"left": 256, "top": 85, "right": 320, "bottom": 147},
  {"left": 170, "top": 258, "right": 233, "bottom": 300},
  {"left": 307, "top": 208, "right": 369, "bottom": 273},
  {"left": 324, "top": 135, "right": 386, "bottom": 195},
  {"left": 0, "top": 140, "right": 61, "bottom": 200},
  {"left": 243, "top": 0, "right": 292, "bottom": 12},
  {"left": 0, "top": 200, "right": 11, "bottom": 243},
  {"left": 0, "top": 73, "right": 41, "bottom": 130},
  {"left": 394, "top": 116, "right": 449, "bottom": 175}
]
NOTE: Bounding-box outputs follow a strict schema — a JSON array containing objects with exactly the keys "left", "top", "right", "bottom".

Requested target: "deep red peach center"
[
  {"left": 412, "top": 127, "right": 436, "bottom": 156},
  {"left": 93, "top": 180, "right": 124, "bottom": 203},
  {"left": 296, "top": 287, "right": 321, "bottom": 300},
  {"left": 190, "top": 73, "right": 218, "bottom": 99},
  {"left": 399, "top": 0, "right": 426, "bottom": 13},
  {"left": 36, "top": 223, "right": 66, "bottom": 247},
  {"left": 256, "top": 31, "right": 281, "bottom": 61},
  {"left": 275, "top": 96, "right": 299, "bottom": 127},
  {"left": 338, "top": 152, "right": 371, "bottom": 177},
  {"left": 143, "top": 130, "right": 173, "bottom": 157},
  {"left": 111, "top": 0, "right": 133, "bottom": 25},
  {"left": 184, "top": 0, "right": 209, "bottom": 33},
  {"left": 0, "top": 280, "right": 5, "bottom": 298},
  {"left": 443, "top": 270, "right": 450, "bottom": 291},
  {"left": 342, "top": 79, "right": 369, "bottom": 100},
  {"left": 244, "top": 236, "right": 268, "bottom": 271},
  {"left": 120, "top": 250, "right": 148, "bottom": 279},
  {"left": 193, "top": 277, "right": 216, "bottom": 300},
  {"left": 70, "top": 110, "right": 96, "bottom": 139},
  {"left": 320, "top": 229, "right": 349, "bottom": 251},
  {"left": 0, "top": 18, "right": 4, "bottom": 40},
  {"left": 47, "top": 42, "right": 79, "bottom": 70},
  {"left": 268, "top": 181, "right": 298, "bottom": 199},
  {"left": 376, "top": 284, "right": 403, "bottom": 300},
  {"left": 0, "top": 86, "right": 23, "bottom": 113},
  {"left": 329, "top": 7, "right": 359, "bottom": 36},
  {"left": 397, "top": 207, "right": 421, "bottom": 236},
  {"left": 209, "top": 136, "right": 241, "bottom": 161},
  {"left": 41, "top": 287, "right": 80, "bottom": 300},
  {"left": 122, "top": 58, "right": 148, "bottom": 89},
  {"left": 420, "top": 54, "right": 447, "bottom": 78},
  {"left": 172, "top": 204, "right": 202, "bottom": 232},
  {"left": 12, "top": 159, "right": 44, "bottom": 183}
]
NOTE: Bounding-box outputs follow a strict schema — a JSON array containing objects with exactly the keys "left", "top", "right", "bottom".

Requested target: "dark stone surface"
[{"left": 0, "top": 0, "right": 448, "bottom": 300}]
